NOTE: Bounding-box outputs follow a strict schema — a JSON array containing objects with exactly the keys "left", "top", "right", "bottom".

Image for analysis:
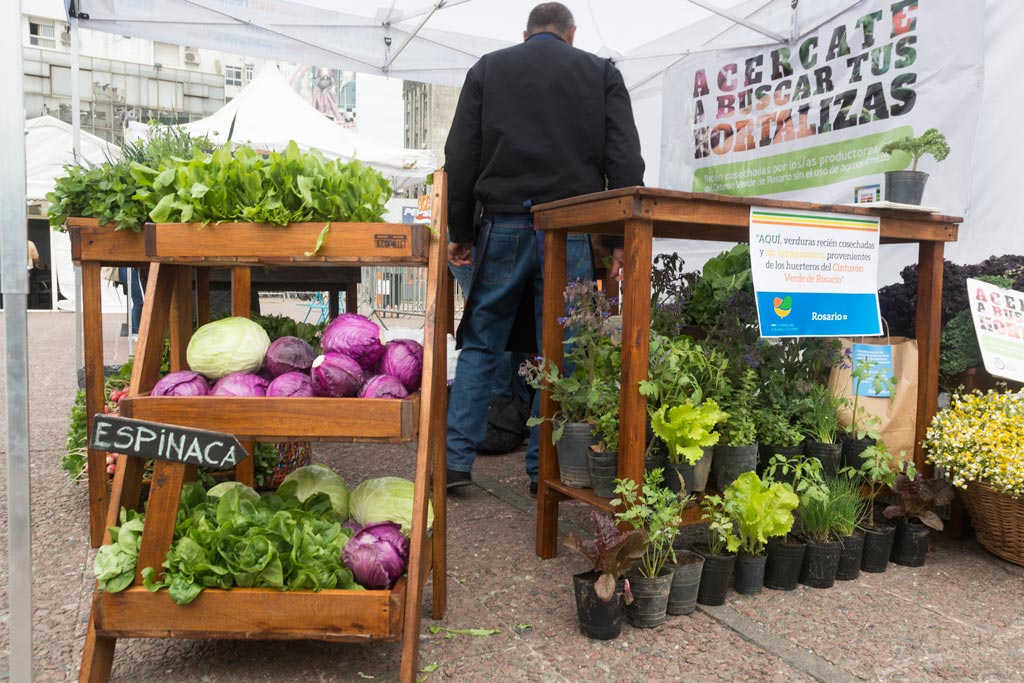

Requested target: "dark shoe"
[
  {"left": 446, "top": 469, "right": 472, "bottom": 490},
  {"left": 529, "top": 480, "right": 538, "bottom": 497}
]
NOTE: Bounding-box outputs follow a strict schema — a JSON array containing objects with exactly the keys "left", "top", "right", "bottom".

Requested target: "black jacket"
[{"left": 445, "top": 32, "right": 645, "bottom": 244}]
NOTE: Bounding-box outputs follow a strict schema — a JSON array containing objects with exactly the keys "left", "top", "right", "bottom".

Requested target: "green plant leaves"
[
  {"left": 650, "top": 399, "right": 727, "bottom": 465},
  {"left": 723, "top": 472, "right": 799, "bottom": 556}
]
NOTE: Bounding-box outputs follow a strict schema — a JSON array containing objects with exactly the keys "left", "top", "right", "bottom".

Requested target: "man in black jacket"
[{"left": 445, "top": 2, "right": 645, "bottom": 493}]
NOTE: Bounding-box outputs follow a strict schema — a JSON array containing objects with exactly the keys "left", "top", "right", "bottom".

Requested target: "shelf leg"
[
  {"left": 536, "top": 229, "right": 568, "bottom": 559},
  {"left": 914, "top": 240, "right": 944, "bottom": 477},
  {"left": 78, "top": 605, "right": 115, "bottom": 683},
  {"left": 235, "top": 440, "right": 255, "bottom": 487},
  {"left": 82, "top": 261, "right": 109, "bottom": 548}
]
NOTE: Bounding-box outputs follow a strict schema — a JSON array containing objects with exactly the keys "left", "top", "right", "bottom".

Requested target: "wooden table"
[{"left": 531, "top": 187, "right": 962, "bottom": 558}]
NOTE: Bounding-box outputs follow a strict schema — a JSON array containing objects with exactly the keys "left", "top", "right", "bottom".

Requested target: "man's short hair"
[{"left": 526, "top": 3, "right": 575, "bottom": 35}]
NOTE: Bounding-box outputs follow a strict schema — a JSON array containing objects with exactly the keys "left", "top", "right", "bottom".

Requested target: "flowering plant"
[{"left": 924, "top": 389, "right": 1024, "bottom": 498}]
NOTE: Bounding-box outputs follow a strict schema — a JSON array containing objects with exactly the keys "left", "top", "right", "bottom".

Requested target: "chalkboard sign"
[{"left": 91, "top": 415, "right": 248, "bottom": 470}]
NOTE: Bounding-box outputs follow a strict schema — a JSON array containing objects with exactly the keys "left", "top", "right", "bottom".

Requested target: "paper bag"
[{"left": 828, "top": 336, "right": 919, "bottom": 463}]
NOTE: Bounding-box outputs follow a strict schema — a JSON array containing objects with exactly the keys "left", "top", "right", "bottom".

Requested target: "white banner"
[
  {"left": 660, "top": 1, "right": 985, "bottom": 214},
  {"left": 967, "top": 278, "right": 1024, "bottom": 383}
]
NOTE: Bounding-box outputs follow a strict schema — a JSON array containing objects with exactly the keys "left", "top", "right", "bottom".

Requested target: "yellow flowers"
[{"left": 924, "top": 390, "right": 1024, "bottom": 499}]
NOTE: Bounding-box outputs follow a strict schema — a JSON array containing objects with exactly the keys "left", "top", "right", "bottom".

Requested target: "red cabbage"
[
  {"left": 358, "top": 374, "right": 409, "bottom": 400},
  {"left": 265, "top": 336, "right": 318, "bottom": 377},
  {"left": 341, "top": 521, "right": 409, "bottom": 589},
  {"left": 266, "top": 371, "right": 314, "bottom": 397},
  {"left": 321, "top": 314, "right": 384, "bottom": 370},
  {"left": 210, "top": 372, "right": 268, "bottom": 397},
  {"left": 379, "top": 339, "right": 423, "bottom": 392},
  {"left": 310, "top": 352, "right": 363, "bottom": 397},
  {"left": 151, "top": 371, "right": 210, "bottom": 397}
]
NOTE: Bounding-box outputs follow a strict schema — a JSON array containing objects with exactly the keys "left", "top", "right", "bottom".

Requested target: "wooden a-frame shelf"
[{"left": 79, "top": 174, "right": 451, "bottom": 683}]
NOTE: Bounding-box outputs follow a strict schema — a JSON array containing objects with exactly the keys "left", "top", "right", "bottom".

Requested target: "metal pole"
[
  {"left": 71, "top": 15, "right": 84, "bottom": 371},
  {"left": 2, "top": 0, "right": 34, "bottom": 679}
]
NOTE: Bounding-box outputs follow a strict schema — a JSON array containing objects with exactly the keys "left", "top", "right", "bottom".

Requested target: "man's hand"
[
  {"left": 609, "top": 247, "right": 625, "bottom": 281},
  {"left": 448, "top": 241, "right": 473, "bottom": 267}
]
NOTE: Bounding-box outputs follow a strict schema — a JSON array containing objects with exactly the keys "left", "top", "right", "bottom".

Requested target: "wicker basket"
[{"left": 960, "top": 481, "right": 1024, "bottom": 567}]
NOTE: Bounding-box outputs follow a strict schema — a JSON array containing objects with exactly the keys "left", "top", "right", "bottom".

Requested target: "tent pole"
[
  {"left": 2, "top": 0, "right": 34, "bottom": 680},
  {"left": 382, "top": 0, "right": 445, "bottom": 73},
  {"left": 71, "top": 14, "right": 84, "bottom": 371},
  {"left": 684, "top": 0, "right": 787, "bottom": 43}
]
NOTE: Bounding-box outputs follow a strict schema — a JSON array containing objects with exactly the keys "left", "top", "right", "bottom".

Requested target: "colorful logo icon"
[{"left": 773, "top": 295, "right": 793, "bottom": 318}]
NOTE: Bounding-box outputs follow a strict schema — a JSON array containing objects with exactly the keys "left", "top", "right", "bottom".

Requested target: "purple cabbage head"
[
  {"left": 151, "top": 371, "right": 210, "bottom": 397},
  {"left": 321, "top": 314, "right": 384, "bottom": 370},
  {"left": 341, "top": 521, "right": 410, "bottom": 589},
  {"left": 379, "top": 339, "right": 423, "bottom": 392},
  {"left": 266, "top": 371, "right": 314, "bottom": 398},
  {"left": 265, "top": 336, "right": 318, "bottom": 378},
  {"left": 210, "top": 372, "right": 268, "bottom": 397},
  {"left": 358, "top": 374, "right": 409, "bottom": 400},
  {"left": 341, "top": 519, "right": 363, "bottom": 535},
  {"left": 310, "top": 352, "right": 364, "bottom": 397}
]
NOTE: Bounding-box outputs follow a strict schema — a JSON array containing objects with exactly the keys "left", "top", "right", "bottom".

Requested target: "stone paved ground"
[{"left": 1, "top": 310, "right": 1023, "bottom": 683}]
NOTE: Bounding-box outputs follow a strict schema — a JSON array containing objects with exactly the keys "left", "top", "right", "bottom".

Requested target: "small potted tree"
[
  {"left": 613, "top": 469, "right": 690, "bottom": 628},
  {"left": 880, "top": 128, "right": 950, "bottom": 205},
  {"left": 723, "top": 471, "right": 799, "bottom": 595},
  {"left": 835, "top": 349, "right": 896, "bottom": 473},
  {"left": 562, "top": 511, "right": 647, "bottom": 640},
  {"left": 883, "top": 461, "right": 954, "bottom": 567},
  {"left": 856, "top": 442, "right": 900, "bottom": 572}
]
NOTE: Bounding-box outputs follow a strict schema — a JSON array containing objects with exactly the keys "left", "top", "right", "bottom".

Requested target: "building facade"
[{"left": 402, "top": 81, "right": 461, "bottom": 196}]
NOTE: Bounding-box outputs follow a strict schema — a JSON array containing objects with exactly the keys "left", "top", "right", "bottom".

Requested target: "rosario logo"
[
  {"left": 773, "top": 295, "right": 793, "bottom": 318},
  {"left": 374, "top": 233, "right": 408, "bottom": 249}
]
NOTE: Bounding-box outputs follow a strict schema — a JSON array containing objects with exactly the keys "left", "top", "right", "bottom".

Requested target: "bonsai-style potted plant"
[
  {"left": 880, "top": 127, "right": 950, "bottom": 205},
  {"left": 855, "top": 442, "right": 901, "bottom": 572},
  {"left": 695, "top": 494, "right": 739, "bottom": 605},
  {"left": 562, "top": 511, "right": 647, "bottom": 640},
  {"left": 924, "top": 388, "right": 1024, "bottom": 566},
  {"left": 715, "top": 367, "right": 759, "bottom": 491},
  {"left": 612, "top": 469, "right": 690, "bottom": 628},
  {"left": 650, "top": 397, "right": 727, "bottom": 496},
  {"left": 801, "top": 383, "right": 844, "bottom": 477},
  {"left": 723, "top": 471, "right": 799, "bottom": 595},
  {"left": 883, "top": 461, "right": 954, "bottom": 567},
  {"left": 828, "top": 471, "right": 867, "bottom": 581},
  {"left": 761, "top": 453, "right": 824, "bottom": 590}
]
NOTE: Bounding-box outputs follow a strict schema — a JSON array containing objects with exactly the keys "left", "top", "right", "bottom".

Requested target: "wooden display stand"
[
  {"left": 531, "top": 188, "right": 962, "bottom": 558},
  {"left": 79, "top": 175, "right": 450, "bottom": 683},
  {"left": 68, "top": 222, "right": 362, "bottom": 547}
]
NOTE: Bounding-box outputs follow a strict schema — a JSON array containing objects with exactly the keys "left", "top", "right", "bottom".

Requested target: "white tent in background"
[
  {"left": 125, "top": 65, "right": 436, "bottom": 188},
  {"left": 24, "top": 115, "right": 125, "bottom": 313}
]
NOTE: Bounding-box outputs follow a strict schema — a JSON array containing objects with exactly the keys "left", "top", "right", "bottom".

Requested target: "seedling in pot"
[{"left": 562, "top": 510, "right": 647, "bottom": 603}]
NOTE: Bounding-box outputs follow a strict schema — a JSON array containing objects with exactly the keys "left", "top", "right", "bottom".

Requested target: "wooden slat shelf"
[
  {"left": 68, "top": 218, "right": 149, "bottom": 265},
  {"left": 121, "top": 394, "right": 420, "bottom": 441},
  {"left": 543, "top": 479, "right": 708, "bottom": 525},
  {"left": 145, "top": 221, "right": 428, "bottom": 265}
]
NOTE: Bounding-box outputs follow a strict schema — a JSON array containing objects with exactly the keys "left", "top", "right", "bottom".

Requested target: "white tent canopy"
[
  {"left": 125, "top": 65, "right": 436, "bottom": 184},
  {"left": 24, "top": 115, "right": 125, "bottom": 313}
]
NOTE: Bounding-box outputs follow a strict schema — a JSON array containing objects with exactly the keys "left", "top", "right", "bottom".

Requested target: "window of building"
[
  {"left": 244, "top": 64, "right": 254, "bottom": 82},
  {"left": 224, "top": 65, "right": 243, "bottom": 87},
  {"left": 29, "top": 20, "right": 56, "bottom": 48}
]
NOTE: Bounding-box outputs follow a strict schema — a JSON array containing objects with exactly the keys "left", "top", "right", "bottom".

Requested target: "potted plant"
[
  {"left": 723, "top": 471, "right": 799, "bottom": 595},
  {"left": 855, "top": 442, "right": 901, "bottom": 572},
  {"left": 924, "top": 389, "right": 1024, "bottom": 567},
  {"left": 650, "top": 397, "right": 727, "bottom": 496},
  {"left": 664, "top": 545, "right": 705, "bottom": 617},
  {"left": 761, "top": 453, "right": 822, "bottom": 590},
  {"left": 695, "top": 494, "right": 738, "bottom": 605},
  {"left": 828, "top": 471, "right": 867, "bottom": 581},
  {"left": 880, "top": 128, "right": 950, "bottom": 205},
  {"left": 715, "top": 367, "right": 759, "bottom": 491},
  {"left": 612, "top": 469, "right": 690, "bottom": 628},
  {"left": 562, "top": 511, "right": 647, "bottom": 640},
  {"left": 788, "top": 457, "right": 842, "bottom": 589},
  {"left": 754, "top": 405, "right": 804, "bottom": 475},
  {"left": 883, "top": 461, "right": 954, "bottom": 567},
  {"left": 801, "top": 383, "right": 844, "bottom": 477},
  {"left": 835, "top": 349, "right": 896, "bottom": 472},
  {"left": 587, "top": 348, "right": 622, "bottom": 499}
]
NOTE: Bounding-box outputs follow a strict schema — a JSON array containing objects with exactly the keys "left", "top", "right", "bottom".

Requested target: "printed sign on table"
[
  {"left": 750, "top": 207, "right": 882, "bottom": 338},
  {"left": 967, "top": 278, "right": 1024, "bottom": 383}
]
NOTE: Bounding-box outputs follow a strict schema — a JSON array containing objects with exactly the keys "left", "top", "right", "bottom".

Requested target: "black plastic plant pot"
[
  {"left": 625, "top": 568, "right": 673, "bottom": 629},
  {"left": 835, "top": 532, "right": 865, "bottom": 581},
  {"left": 665, "top": 550, "right": 704, "bottom": 616},
  {"left": 891, "top": 519, "right": 932, "bottom": 567},
  {"left": 840, "top": 435, "right": 876, "bottom": 473},
  {"left": 804, "top": 441, "right": 843, "bottom": 478},
  {"left": 758, "top": 443, "right": 803, "bottom": 476},
  {"left": 799, "top": 538, "right": 842, "bottom": 589},
  {"left": 734, "top": 554, "right": 767, "bottom": 595},
  {"left": 572, "top": 571, "right": 624, "bottom": 640},
  {"left": 861, "top": 524, "right": 896, "bottom": 573},
  {"left": 645, "top": 449, "right": 668, "bottom": 479},
  {"left": 664, "top": 461, "right": 694, "bottom": 496},
  {"left": 692, "top": 447, "right": 714, "bottom": 493},
  {"left": 694, "top": 546, "right": 735, "bottom": 606},
  {"left": 884, "top": 170, "right": 929, "bottom": 205},
  {"left": 714, "top": 442, "right": 758, "bottom": 492},
  {"left": 587, "top": 450, "right": 618, "bottom": 499},
  {"left": 557, "top": 422, "right": 596, "bottom": 488},
  {"left": 765, "top": 536, "right": 806, "bottom": 591}
]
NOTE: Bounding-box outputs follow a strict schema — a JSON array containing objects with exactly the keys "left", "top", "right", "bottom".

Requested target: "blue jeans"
[
  {"left": 447, "top": 214, "right": 592, "bottom": 481},
  {"left": 118, "top": 267, "right": 146, "bottom": 334}
]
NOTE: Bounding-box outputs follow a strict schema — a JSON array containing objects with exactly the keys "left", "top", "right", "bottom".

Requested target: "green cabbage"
[
  {"left": 280, "top": 464, "right": 350, "bottom": 519},
  {"left": 207, "top": 481, "right": 260, "bottom": 504},
  {"left": 186, "top": 317, "right": 271, "bottom": 379},
  {"left": 349, "top": 476, "right": 433, "bottom": 536}
]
